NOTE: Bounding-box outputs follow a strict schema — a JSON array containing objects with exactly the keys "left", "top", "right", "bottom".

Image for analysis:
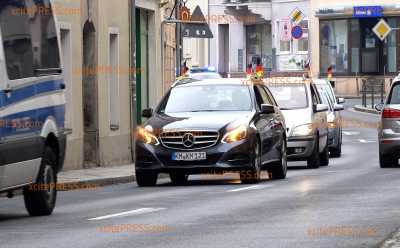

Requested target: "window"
[
  {"left": 269, "top": 84, "right": 308, "bottom": 110},
  {"left": 255, "top": 85, "right": 273, "bottom": 107},
  {"left": 277, "top": 20, "right": 291, "bottom": 54},
  {"left": 109, "top": 31, "right": 120, "bottom": 130},
  {"left": 0, "top": 1, "right": 34, "bottom": 80},
  {"left": 296, "top": 20, "right": 309, "bottom": 53},
  {"left": 246, "top": 24, "right": 273, "bottom": 70},
  {"left": 33, "top": 0, "right": 61, "bottom": 71},
  {"left": 161, "top": 85, "right": 252, "bottom": 113},
  {"left": 388, "top": 83, "right": 400, "bottom": 104},
  {"left": 320, "top": 19, "right": 348, "bottom": 74}
]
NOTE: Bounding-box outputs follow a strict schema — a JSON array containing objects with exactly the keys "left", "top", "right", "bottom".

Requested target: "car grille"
[{"left": 159, "top": 130, "right": 220, "bottom": 150}]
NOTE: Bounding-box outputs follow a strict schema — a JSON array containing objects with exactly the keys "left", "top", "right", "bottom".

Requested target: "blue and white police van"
[{"left": 0, "top": 0, "right": 67, "bottom": 216}]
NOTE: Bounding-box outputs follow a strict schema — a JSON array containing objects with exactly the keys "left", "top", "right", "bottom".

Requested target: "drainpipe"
[{"left": 129, "top": 0, "right": 137, "bottom": 162}]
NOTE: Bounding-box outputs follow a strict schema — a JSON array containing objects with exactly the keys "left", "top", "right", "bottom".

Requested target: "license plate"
[{"left": 172, "top": 152, "right": 206, "bottom": 161}]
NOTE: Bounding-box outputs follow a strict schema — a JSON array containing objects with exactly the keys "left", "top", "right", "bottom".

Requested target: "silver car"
[
  {"left": 268, "top": 78, "right": 329, "bottom": 168},
  {"left": 375, "top": 75, "right": 400, "bottom": 168},
  {"left": 314, "top": 79, "right": 345, "bottom": 158}
]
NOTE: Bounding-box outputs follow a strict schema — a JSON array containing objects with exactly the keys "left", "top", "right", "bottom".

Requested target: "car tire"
[
  {"left": 136, "top": 171, "right": 158, "bottom": 187},
  {"left": 380, "top": 154, "right": 395, "bottom": 168},
  {"left": 240, "top": 141, "right": 261, "bottom": 184},
  {"left": 169, "top": 173, "right": 189, "bottom": 185},
  {"left": 23, "top": 147, "right": 57, "bottom": 216},
  {"left": 320, "top": 144, "right": 330, "bottom": 166},
  {"left": 330, "top": 131, "right": 342, "bottom": 158},
  {"left": 307, "top": 137, "right": 320, "bottom": 169},
  {"left": 270, "top": 141, "right": 287, "bottom": 180}
]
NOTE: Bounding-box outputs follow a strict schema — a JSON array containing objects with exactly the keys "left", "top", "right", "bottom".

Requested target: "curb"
[
  {"left": 378, "top": 228, "right": 400, "bottom": 248},
  {"left": 58, "top": 173, "right": 170, "bottom": 191},
  {"left": 353, "top": 106, "right": 380, "bottom": 115}
]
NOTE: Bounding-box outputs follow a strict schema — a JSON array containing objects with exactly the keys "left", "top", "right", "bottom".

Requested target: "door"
[
  {"left": 310, "top": 85, "right": 328, "bottom": 152},
  {"left": 254, "top": 85, "right": 279, "bottom": 163}
]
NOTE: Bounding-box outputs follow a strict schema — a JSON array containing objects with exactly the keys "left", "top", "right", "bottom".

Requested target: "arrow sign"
[
  {"left": 373, "top": 19, "right": 392, "bottom": 41},
  {"left": 182, "top": 6, "right": 213, "bottom": 39}
]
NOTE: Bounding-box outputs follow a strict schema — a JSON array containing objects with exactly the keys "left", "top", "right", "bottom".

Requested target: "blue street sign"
[
  {"left": 291, "top": 25, "right": 303, "bottom": 40},
  {"left": 353, "top": 6, "right": 383, "bottom": 18}
]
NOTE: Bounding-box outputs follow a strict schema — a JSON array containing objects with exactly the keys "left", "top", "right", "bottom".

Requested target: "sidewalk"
[
  {"left": 58, "top": 164, "right": 135, "bottom": 190},
  {"left": 353, "top": 105, "right": 380, "bottom": 115}
]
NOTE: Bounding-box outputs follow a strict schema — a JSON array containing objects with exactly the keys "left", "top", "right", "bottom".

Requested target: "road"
[{"left": 1, "top": 101, "right": 399, "bottom": 248}]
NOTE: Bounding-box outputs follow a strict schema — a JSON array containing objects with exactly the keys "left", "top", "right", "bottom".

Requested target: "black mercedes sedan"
[{"left": 135, "top": 79, "right": 287, "bottom": 186}]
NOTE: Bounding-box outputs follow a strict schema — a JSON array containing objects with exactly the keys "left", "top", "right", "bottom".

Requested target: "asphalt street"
[{"left": 1, "top": 100, "right": 399, "bottom": 248}]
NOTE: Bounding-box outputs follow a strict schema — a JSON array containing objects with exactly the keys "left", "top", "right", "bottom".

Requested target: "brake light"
[{"left": 382, "top": 108, "right": 400, "bottom": 118}]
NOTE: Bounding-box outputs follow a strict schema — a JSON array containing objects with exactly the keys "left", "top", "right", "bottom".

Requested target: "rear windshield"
[
  {"left": 269, "top": 84, "right": 308, "bottom": 110},
  {"left": 388, "top": 83, "right": 400, "bottom": 104}
]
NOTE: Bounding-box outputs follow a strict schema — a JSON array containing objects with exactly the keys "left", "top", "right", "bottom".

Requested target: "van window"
[
  {"left": 0, "top": 1, "right": 34, "bottom": 80},
  {"left": 33, "top": 0, "right": 60, "bottom": 70},
  {"left": 0, "top": 0, "right": 60, "bottom": 80}
]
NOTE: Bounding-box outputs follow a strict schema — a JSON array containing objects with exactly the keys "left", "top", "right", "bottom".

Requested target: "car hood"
[
  {"left": 280, "top": 108, "right": 312, "bottom": 135},
  {"left": 146, "top": 111, "right": 253, "bottom": 131}
]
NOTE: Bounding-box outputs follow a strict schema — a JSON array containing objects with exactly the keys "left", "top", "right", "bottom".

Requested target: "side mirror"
[
  {"left": 315, "top": 104, "right": 328, "bottom": 113},
  {"left": 337, "top": 97, "right": 345, "bottom": 104},
  {"left": 375, "top": 103, "right": 384, "bottom": 112},
  {"left": 260, "top": 104, "right": 275, "bottom": 114},
  {"left": 142, "top": 108, "right": 153, "bottom": 118},
  {"left": 334, "top": 104, "right": 344, "bottom": 111}
]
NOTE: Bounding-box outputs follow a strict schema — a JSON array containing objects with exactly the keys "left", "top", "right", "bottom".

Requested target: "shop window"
[
  {"left": 320, "top": 19, "right": 348, "bottom": 74},
  {"left": 387, "top": 18, "right": 398, "bottom": 73},
  {"left": 246, "top": 24, "right": 272, "bottom": 71},
  {"left": 277, "top": 20, "right": 291, "bottom": 54}
]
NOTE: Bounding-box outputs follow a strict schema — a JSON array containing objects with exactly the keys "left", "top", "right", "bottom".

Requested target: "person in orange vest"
[{"left": 255, "top": 58, "right": 264, "bottom": 79}]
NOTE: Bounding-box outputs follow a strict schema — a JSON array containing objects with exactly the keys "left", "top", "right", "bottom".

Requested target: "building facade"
[
  {"left": 310, "top": 0, "right": 400, "bottom": 95},
  {"left": 209, "top": 0, "right": 310, "bottom": 76}
]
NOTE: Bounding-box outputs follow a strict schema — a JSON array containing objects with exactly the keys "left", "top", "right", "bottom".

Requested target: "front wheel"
[
  {"left": 307, "top": 137, "right": 320, "bottom": 169},
  {"left": 169, "top": 173, "right": 189, "bottom": 185},
  {"left": 380, "top": 154, "right": 395, "bottom": 168},
  {"left": 240, "top": 141, "right": 261, "bottom": 184},
  {"left": 24, "top": 147, "right": 57, "bottom": 216},
  {"left": 136, "top": 171, "right": 158, "bottom": 187},
  {"left": 269, "top": 141, "right": 287, "bottom": 180}
]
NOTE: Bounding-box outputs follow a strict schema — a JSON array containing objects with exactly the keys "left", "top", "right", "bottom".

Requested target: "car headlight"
[
  {"left": 222, "top": 125, "right": 247, "bottom": 143},
  {"left": 328, "top": 122, "right": 337, "bottom": 129},
  {"left": 136, "top": 125, "right": 159, "bottom": 145},
  {"left": 291, "top": 124, "right": 313, "bottom": 137}
]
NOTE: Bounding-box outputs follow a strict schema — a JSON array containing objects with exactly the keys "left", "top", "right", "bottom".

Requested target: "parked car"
[
  {"left": 0, "top": 0, "right": 67, "bottom": 216},
  {"left": 188, "top": 67, "right": 222, "bottom": 80},
  {"left": 268, "top": 78, "right": 329, "bottom": 168},
  {"left": 314, "top": 79, "right": 345, "bottom": 157},
  {"left": 375, "top": 75, "right": 400, "bottom": 168},
  {"left": 135, "top": 79, "right": 287, "bottom": 186}
]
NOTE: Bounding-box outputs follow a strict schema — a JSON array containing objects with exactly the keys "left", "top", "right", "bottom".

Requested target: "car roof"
[{"left": 173, "top": 78, "right": 250, "bottom": 88}]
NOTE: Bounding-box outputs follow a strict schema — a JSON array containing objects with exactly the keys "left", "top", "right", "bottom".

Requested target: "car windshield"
[
  {"left": 269, "top": 84, "right": 308, "bottom": 110},
  {"left": 161, "top": 85, "right": 252, "bottom": 113},
  {"left": 388, "top": 83, "right": 400, "bottom": 104}
]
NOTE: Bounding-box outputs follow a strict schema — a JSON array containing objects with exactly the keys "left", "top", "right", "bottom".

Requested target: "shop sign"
[{"left": 353, "top": 6, "right": 383, "bottom": 18}]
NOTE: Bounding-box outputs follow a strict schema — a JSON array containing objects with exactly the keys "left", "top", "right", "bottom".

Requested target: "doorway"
[
  {"left": 218, "top": 24, "right": 229, "bottom": 75},
  {"left": 360, "top": 18, "right": 384, "bottom": 74},
  {"left": 82, "top": 21, "right": 99, "bottom": 168}
]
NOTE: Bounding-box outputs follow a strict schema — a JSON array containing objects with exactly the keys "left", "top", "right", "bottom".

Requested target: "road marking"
[
  {"left": 343, "top": 131, "right": 360, "bottom": 136},
  {"left": 227, "top": 185, "right": 273, "bottom": 192},
  {"left": 359, "top": 139, "right": 376, "bottom": 143},
  {"left": 88, "top": 208, "right": 166, "bottom": 221}
]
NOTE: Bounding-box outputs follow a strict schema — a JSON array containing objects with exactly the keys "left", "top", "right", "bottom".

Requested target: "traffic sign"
[
  {"left": 280, "top": 19, "right": 292, "bottom": 41},
  {"left": 290, "top": 8, "right": 304, "bottom": 24},
  {"left": 291, "top": 25, "right": 303, "bottom": 40},
  {"left": 182, "top": 6, "right": 213, "bottom": 39},
  {"left": 373, "top": 19, "right": 392, "bottom": 41}
]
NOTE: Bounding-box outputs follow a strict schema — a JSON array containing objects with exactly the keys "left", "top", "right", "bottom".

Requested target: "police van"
[{"left": 0, "top": 0, "right": 67, "bottom": 216}]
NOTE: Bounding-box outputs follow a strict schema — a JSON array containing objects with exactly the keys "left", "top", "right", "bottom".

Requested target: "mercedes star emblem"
[{"left": 182, "top": 133, "right": 195, "bottom": 148}]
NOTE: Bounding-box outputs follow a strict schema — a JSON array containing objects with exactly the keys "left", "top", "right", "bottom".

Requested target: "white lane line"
[
  {"left": 227, "top": 184, "right": 273, "bottom": 193},
  {"left": 359, "top": 139, "right": 376, "bottom": 143},
  {"left": 88, "top": 208, "right": 166, "bottom": 221}
]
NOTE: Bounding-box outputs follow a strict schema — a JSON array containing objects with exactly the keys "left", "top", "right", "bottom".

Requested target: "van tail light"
[{"left": 382, "top": 108, "right": 400, "bottom": 118}]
